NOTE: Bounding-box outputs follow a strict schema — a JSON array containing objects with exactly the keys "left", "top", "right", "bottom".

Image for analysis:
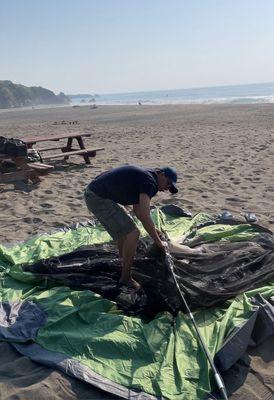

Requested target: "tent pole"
[{"left": 164, "top": 247, "right": 229, "bottom": 400}]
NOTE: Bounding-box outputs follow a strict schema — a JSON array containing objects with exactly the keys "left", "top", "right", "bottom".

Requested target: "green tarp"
[{"left": 0, "top": 210, "right": 273, "bottom": 399}]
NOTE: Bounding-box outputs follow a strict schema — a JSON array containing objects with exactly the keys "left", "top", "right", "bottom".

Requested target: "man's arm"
[{"left": 133, "top": 193, "right": 165, "bottom": 248}]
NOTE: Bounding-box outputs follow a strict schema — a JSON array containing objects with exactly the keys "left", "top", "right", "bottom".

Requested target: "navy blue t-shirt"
[{"left": 88, "top": 165, "right": 158, "bottom": 205}]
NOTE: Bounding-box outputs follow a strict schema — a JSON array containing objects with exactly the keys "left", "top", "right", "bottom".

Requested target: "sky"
[{"left": 1, "top": 0, "right": 274, "bottom": 95}]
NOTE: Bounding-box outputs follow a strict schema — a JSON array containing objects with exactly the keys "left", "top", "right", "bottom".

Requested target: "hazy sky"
[{"left": 1, "top": 0, "right": 274, "bottom": 94}]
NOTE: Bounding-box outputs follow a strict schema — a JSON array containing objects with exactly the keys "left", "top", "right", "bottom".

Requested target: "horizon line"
[{"left": 66, "top": 80, "right": 274, "bottom": 97}]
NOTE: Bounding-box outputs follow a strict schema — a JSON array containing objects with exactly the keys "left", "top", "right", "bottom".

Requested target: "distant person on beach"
[{"left": 84, "top": 165, "right": 178, "bottom": 289}]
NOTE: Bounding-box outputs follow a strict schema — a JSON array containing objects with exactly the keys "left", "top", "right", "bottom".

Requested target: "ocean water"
[{"left": 69, "top": 82, "right": 274, "bottom": 106}]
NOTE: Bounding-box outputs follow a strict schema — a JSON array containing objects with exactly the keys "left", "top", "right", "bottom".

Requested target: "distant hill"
[{"left": 0, "top": 81, "right": 70, "bottom": 109}]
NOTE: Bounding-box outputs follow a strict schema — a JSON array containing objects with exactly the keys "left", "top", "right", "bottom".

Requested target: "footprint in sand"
[
  {"left": 52, "top": 221, "right": 66, "bottom": 228},
  {"left": 42, "top": 210, "right": 51, "bottom": 215},
  {"left": 225, "top": 197, "right": 244, "bottom": 203},
  {"left": 22, "top": 217, "right": 42, "bottom": 224},
  {"left": 229, "top": 178, "right": 241, "bottom": 185},
  {"left": 23, "top": 217, "right": 32, "bottom": 224},
  {"left": 189, "top": 187, "right": 203, "bottom": 193},
  {"left": 34, "top": 217, "right": 43, "bottom": 224},
  {"left": 41, "top": 203, "right": 53, "bottom": 209}
]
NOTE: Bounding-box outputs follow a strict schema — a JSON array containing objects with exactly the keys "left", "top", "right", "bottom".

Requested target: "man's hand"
[
  {"left": 155, "top": 240, "right": 169, "bottom": 251},
  {"left": 156, "top": 228, "right": 165, "bottom": 239}
]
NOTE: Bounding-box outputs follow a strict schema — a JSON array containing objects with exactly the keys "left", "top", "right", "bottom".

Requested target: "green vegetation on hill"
[{"left": 0, "top": 80, "right": 70, "bottom": 109}]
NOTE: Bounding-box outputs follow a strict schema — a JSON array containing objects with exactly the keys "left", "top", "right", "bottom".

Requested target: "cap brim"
[{"left": 169, "top": 184, "right": 178, "bottom": 194}]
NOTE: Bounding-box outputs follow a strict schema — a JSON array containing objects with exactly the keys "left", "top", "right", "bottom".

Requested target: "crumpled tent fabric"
[
  {"left": 22, "top": 231, "right": 274, "bottom": 316},
  {"left": 0, "top": 207, "right": 273, "bottom": 399}
]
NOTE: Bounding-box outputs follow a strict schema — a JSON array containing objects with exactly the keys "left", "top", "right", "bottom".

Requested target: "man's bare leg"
[
  {"left": 119, "top": 228, "right": 140, "bottom": 289},
  {"left": 117, "top": 237, "right": 125, "bottom": 258}
]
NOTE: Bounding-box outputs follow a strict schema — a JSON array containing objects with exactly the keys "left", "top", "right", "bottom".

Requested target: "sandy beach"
[
  {"left": 0, "top": 103, "right": 273, "bottom": 244},
  {"left": 0, "top": 103, "right": 274, "bottom": 399}
]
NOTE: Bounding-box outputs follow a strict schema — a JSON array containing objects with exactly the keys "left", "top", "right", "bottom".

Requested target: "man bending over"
[{"left": 84, "top": 165, "right": 178, "bottom": 289}]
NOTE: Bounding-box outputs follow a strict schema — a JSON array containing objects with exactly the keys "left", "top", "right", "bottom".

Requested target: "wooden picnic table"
[
  {"left": 0, "top": 132, "right": 104, "bottom": 183},
  {"left": 21, "top": 132, "right": 104, "bottom": 165},
  {"left": 21, "top": 132, "right": 92, "bottom": 147}
]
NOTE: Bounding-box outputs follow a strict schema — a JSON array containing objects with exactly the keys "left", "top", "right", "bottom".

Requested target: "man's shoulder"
[
  {"left": 112, "top": 165, "right": 150, "bottom": 176},
  {"left": 105, "top": 165, "right": 156, "bottom": 182},
  {"left": 119, "top": 165, "right": 145, "bottom": 173}
]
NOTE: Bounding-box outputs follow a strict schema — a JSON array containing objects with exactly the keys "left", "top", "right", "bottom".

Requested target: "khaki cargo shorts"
[{"left": 84, "top": 187, "right": 137, "bottom": 240}]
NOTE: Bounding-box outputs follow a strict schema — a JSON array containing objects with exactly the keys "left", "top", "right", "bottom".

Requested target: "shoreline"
[{"left": 1, "top": 99, "right": 274, "bottom": 114}]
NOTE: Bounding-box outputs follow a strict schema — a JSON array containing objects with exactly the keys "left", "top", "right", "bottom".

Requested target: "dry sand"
[
  {"left": 0, "top": 103, "right": 273, "bottom": 244},
  {"left": 0, "top": 103, "right": 273, "bottom": 399}
]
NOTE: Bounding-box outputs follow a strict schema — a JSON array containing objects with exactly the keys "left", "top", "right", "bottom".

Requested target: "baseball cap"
[{"left": 161, "top": 166, "right": 178, "bottom": 194}]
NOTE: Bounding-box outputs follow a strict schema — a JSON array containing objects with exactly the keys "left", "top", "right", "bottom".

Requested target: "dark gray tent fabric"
[
  {"left": 23, "top": 233, "right": 274, "bottom": 316},
  {"left": 0, "top": 300, "right": 47, "bottom": 341},
  {"left": 228, "top": 334, "right": 274, "bottom": 400},
  {"left": 0, "top": 342, "right": 117, "bottom": 400},
  {"left": 209, "top": 295, "right": 274, "bottom": 399}
]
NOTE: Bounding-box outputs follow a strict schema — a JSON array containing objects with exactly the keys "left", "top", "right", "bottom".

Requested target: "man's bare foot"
[{"left": 119, "top": 278, "right": 141, "bottom": 290}]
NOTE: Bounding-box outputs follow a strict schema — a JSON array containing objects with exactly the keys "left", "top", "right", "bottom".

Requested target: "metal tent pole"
[{"left": 164, "top": 248, "right": 228, "bottom": 400}]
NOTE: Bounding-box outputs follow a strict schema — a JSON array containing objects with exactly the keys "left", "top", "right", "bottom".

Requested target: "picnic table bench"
[
  {"left": 0, "top": 154, "right": 54, "bottom": 183},
  {"left": 21, "top": 132, "right": 104, "bottom": 165}
]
